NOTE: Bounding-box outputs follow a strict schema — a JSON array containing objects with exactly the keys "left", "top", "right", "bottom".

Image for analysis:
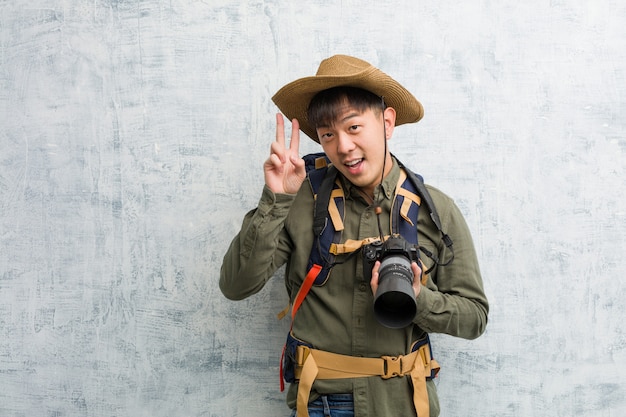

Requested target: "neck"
[{"left": 356, "top": 186, "right": 376, "bottom": 204}]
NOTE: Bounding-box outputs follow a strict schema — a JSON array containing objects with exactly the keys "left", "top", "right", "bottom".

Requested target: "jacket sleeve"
[
  {"left": 414, "top": 191, "right": 489, "bottom": 340},
  {"left": 219, "top": 185, "right": 296, "bottom": 300}
]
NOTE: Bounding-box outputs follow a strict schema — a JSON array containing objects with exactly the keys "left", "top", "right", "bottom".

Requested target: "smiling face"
[{"left": 308, "top": 88, "right": 396, "bottom": 198}]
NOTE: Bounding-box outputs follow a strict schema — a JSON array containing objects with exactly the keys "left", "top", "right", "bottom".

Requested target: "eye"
[
  {"left": 319, "top": 131, "right": 334, "bottom": 142},
  {"left": 349, "top": 124, "right": 361, "bottom": 132}
]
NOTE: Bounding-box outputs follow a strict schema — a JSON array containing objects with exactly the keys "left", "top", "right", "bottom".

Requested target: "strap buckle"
[
  {"left": 295, "top": 345, "right": 311, "bottom": 366},
  {"left": 381, "top": 355, "right": 405, "bottom": 379}
]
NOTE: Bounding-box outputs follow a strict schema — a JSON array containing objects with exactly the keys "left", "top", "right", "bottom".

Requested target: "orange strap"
[
  {"left": 279, "top": 264, "right": 324, "bottom": 392},
  {"left": 292, "top": 264, "right": 322, "bottom": 320}
]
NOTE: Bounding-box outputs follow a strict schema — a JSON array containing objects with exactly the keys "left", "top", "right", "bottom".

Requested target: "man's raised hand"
[{"left": 263, "top": 113, "right": 306, "bottom": 194}]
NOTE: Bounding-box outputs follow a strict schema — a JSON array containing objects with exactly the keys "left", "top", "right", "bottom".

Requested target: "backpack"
[{"left": 279, "top": 152, "right": 453, "bottom": 390}]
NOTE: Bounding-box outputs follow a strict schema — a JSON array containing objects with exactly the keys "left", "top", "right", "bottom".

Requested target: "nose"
[{"left": 336, "top": 132, "right": 356, "bottom": 155}]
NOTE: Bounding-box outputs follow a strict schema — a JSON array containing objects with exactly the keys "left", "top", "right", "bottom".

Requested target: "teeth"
[{"left": 346, "top": 159, "right": 362, "bottom": 167}]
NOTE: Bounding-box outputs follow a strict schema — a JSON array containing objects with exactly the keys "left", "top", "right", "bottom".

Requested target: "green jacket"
[{"left": 220, "top": 158, "right": 489, "bottom": 417}]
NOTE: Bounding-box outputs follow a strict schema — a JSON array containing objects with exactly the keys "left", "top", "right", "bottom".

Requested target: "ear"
[{"left": 383, "top": 107, "right": 396, "bottom": 139}]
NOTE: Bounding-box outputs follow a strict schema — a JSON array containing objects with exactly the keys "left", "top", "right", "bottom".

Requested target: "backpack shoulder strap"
[
  {"left": 303, "top": 153, "right": 344, "bottom": 286},
  {"left": 393, "top": 155, "right": 455, "bottom": 271},
  {"left": 304, "top": 154, "right": 341, "bottom": 236}
]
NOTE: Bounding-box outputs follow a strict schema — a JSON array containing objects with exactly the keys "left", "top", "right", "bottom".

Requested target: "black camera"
[{"left": 362, "top": 235, "right": 419, "bottom": 329}]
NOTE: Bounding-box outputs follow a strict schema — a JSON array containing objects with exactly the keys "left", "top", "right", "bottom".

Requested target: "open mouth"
[{"left": 343, "top": 158, "right": 364, "bottom": 175}]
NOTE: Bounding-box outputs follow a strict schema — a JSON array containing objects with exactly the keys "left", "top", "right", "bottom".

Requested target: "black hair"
[{"left": 307, "top": 87, "right": 383, "bottom": 136}]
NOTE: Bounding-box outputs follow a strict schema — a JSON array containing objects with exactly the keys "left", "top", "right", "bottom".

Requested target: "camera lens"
[{"left": 373, "top": 255, "right": 417, "bottom": 328}]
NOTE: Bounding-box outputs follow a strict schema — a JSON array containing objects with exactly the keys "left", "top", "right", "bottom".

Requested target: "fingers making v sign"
[{"left": 263, "top": 113, "right": 307, "bottom": 194}]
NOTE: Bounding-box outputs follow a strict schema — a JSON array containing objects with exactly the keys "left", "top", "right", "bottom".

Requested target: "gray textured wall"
[{"left": 1, "top": 1, "right": 625, "bottom": 416}]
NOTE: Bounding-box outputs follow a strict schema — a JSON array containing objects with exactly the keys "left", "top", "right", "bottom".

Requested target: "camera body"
[{"left": 362, "top": 235, "right": 419, "bottom": 329}]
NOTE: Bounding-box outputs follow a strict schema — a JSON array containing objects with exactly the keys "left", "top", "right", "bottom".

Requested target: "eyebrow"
[
  {"left": 339, "top": 111, "right": 362, "bottom": 124},
  {"left": 316, "top": 111, "right": 363, "bottom": 131}
]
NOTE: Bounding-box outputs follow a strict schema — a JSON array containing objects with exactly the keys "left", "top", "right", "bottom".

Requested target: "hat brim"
[{"left": 272, "top": 66, "right": 423, "bottom": 142}]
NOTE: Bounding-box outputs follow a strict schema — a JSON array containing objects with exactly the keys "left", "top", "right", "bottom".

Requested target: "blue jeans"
[{"left": 289, "top": 394, "right": 354, "bottom": 417}]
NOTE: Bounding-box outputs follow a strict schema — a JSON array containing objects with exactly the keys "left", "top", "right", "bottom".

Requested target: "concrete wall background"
[{"left": 1, "top": 1, "right": 625, "bottom": 416}]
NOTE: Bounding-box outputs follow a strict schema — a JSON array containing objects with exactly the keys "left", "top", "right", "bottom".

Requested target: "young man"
[{"left": 220, "top": 55, "right": 489, "bottom": 417}]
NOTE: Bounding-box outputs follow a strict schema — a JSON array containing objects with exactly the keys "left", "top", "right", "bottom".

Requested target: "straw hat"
[{"left": 272, "top": 55, "right": 423, "bottom": 141}]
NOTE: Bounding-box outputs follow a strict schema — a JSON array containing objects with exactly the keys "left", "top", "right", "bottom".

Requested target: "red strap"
[
  {"left": 280, "top": 264, "right": 323, "bottom": 392},
  {"left": 291, "top": 264, "right": 323, "bottom": 320},
  {"left": 279, "top": 342, "right": 287, "bottom": 391}
]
